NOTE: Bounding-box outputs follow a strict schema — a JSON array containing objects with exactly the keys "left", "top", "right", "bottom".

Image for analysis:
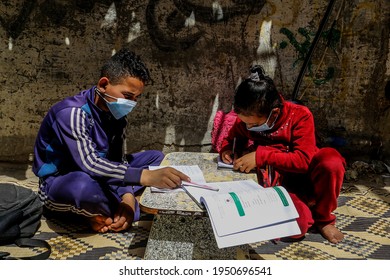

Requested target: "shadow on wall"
[
  {"left": 118, "top": 0, "right": 267, "bottom": 153},
  {"left": 4, "top": 0, "right": 388, "bottom": 168},
  {"left": 1, "top": 0, "right": 267, "bottom": 157}
]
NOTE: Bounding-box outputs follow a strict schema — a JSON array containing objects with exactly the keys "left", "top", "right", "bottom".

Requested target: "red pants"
[{"left": 273, "top": 148, "right": 346, "bottom": 238}]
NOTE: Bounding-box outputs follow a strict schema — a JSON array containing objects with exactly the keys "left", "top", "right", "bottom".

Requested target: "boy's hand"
[
  {"left": 233, "top": 151, "right": 256, "bottom": 173},
  {"left": 140, "top": 167, "right": 191, "bottom": 189}
]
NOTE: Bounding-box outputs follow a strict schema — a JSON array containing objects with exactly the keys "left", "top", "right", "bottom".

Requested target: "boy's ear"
[{"left": 97, "top": 77, "right": 109, "bottom": 91}]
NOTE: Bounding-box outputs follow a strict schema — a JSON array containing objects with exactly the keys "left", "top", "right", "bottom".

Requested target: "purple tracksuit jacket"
[{"left": 33, "top": 87, "right": 143, "bottom": 189}]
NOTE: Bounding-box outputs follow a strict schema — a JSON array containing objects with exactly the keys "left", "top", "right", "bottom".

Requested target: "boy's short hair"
[{"left": 100, "top": 48, "right": 150, "bottom": 85}]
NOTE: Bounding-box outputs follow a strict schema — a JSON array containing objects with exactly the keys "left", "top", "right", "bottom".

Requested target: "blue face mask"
[
  {"left": 247, "top": 111, "right": 278, "bottom": 132},
  {"left": 96, "top": 89, "right": 137, "bottom": 119}
]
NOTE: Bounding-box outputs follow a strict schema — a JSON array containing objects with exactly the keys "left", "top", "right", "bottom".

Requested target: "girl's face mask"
[{"left": 246, "top": 111, "right": 278, "bottom": 132}]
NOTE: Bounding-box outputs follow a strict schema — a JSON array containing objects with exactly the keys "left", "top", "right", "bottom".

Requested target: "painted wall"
[{"left": 0, "top": 0, "right": 389, "bottom": 163}]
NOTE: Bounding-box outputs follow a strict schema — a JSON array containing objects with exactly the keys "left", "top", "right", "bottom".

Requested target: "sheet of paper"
[
  {"left": 217, "top": 156, "right": 233, "bottom": 169},
  {"left": 182, "top": 179, "right": 260, "bottom": 205},
  {"left": 211, "top": 219, "right": 301, "bottom": 248},
  {"left": 201, "top": 185, "right": 299, "bottom": 236},
  {"left": 149, "top": 165, "right": 206, "bottom": 193}
]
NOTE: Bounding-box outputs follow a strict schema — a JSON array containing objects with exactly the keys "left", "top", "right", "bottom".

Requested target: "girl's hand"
[
  {"left": 221, "top": 150, "right": 234, "bottom": 164},
  {"left": 233, "top": 152, "right": 256, "bottom": 173}
]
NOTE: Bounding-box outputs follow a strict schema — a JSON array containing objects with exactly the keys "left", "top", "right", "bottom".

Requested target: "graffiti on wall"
[
  {"left": 0, "top": 0, "right": 268, "bottom": 155},
  {"left": 279, "top": 25, "right": 341, "bottom": 87},
  {"left": 1, "top": 0, "right": 105, "bottom": 48},
  {"left": 1, "top": 0, "right": 265, "bottom": 52},
  {"left": 146, "top": 0, "right": 265, "bottom": 52}
]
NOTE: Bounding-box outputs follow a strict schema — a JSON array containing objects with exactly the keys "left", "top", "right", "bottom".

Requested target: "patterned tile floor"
[
  {"left": 249, "top": 184, "right": 390, "bottom": 260},
  {"left": 1, "top": 163, "right": 389, "bottom": 260}
]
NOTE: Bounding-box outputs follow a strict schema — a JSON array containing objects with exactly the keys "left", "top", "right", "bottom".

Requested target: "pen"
[
  {"left": 231, "top": 137, "right": 236, "bottom": 161},
  {"left": 182, "top": 181, "right": 219, "bottom": 191},
  {"left": 264, "top": 165, "right": 269, "bottom": 188}
]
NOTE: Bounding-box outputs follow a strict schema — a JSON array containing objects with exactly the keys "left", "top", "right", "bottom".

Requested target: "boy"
[{"left": 33, "top": 49, "right": 189, "bottom": 233}]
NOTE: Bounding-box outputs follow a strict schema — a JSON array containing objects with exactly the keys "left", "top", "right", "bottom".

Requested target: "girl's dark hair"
[
  {"left": 234, "top": 65, "right": 282, "bottom": 117},
  {"left": 100, "top": 48, "right": 150, "bottom": 84}
]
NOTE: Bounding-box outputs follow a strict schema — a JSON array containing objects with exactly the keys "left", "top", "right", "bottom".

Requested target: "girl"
[{"left": 220, "top": 65, "right": 345, "bottom": 244}]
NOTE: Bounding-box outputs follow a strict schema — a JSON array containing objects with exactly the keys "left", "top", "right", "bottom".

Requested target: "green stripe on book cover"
[
  {"left": 273, "top": 186, "right": 289, "bottom": 206},
  {"left": 229, "top": 192, "right": 245, "bottom": 216}
]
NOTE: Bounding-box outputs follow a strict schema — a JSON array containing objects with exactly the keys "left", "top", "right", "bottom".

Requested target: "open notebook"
[{"left": 182, "top": 179, "right": 300, "bottom": 248}]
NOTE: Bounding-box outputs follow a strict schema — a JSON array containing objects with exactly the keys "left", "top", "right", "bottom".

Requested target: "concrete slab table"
[{"left": 139, "top": 152, "right": 258, "bottom": 260}]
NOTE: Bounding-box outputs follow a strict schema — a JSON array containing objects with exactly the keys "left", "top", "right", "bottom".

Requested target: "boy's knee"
[
  {"left": 69, "top": 175, "right": 104, "bottom": 204},
  {"left": 152, "top": 150, "right": 165, "bottom": 163},
  {"left": 144, "top": 150, "right": 165, "bottom": 165},
  {"left": 78, "top": 184, "right": 102, "bottom": 204}
]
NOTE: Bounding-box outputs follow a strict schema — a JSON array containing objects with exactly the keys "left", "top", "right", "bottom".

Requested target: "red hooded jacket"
[{"left": 220, "top": 101, "right": 319, "bottom": 175}]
